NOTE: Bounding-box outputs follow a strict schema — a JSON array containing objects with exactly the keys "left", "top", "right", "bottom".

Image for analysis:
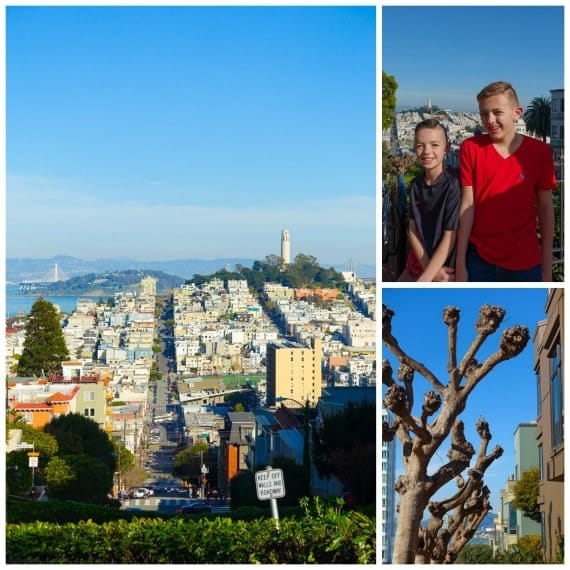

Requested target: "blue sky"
[
  {"left": 382, "top": 287, "right": 551, "bottom": 513},
  {"left": 6, "top": 6, "right": 375, "bottom": 269},
  {"left": 382, "top": 5, "right": 563, "bottom": 112}
]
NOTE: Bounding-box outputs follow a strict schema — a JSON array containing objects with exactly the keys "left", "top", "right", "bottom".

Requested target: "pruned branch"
[
  {"left": 398, "top": 364, "right": 414, "bottom": 412},
  {"left": 420, "top": 391, "right": 442, "bottom": 427},
  {"left": 462, "top": 325, "right": 530, "bottom": 398},
  {"left": 382, "top": 420, "right": 396, "bottom": 442},
  {"left": 382, "top": 359, "right": 395, "bottom": 387},
  {"left": 457, "top": 305, "right": 506, "bottom": 379},
  {"left": 384, "top": 384, "right": 432, "bottom": 442},
  {"left": 383, "top": 304, "right": 446, "bottom": 394},
  {"left": 443, "top": 306, "right": 460, "bottom": 380}
]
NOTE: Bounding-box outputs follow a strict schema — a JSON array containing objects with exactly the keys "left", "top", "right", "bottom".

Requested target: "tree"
[
  {"left": 43, "top": 414, "right": 117, "bottom": 503},
  {"left": 523, "top": 96, "right": 551, "bottom": 141},
  {"left": 513, "top": 465, "right": 541, "bottom": 522},
  {"left": 456, "top": 543, "right": 494, "bottom": 564},
  {"left": 495, "top": 535, "right": 543, "bottom": 563},
  {"left": 312, "top": 400, "right": 376, "bottom": 505},
  {"left": 6, "top": 422, "right": 59, "bottom": 494},
  {"left": 382, "top": 71, "right": 398, "bottom": 131},
  {"left": 271, "top": 456, "right": 311, "bottom": 506},
  {"left": 43, "top": 456, "right": 76, "bottom": 497},
  {"left": 383, "top": 304, "right": 530, "bottom": 563},
  {"left": 229, "top": 470, "right": 259, "bottom": 509},
  {"left": 113, "top": 440, "right": 135, "bottom": 482},
  {"left": 44, "top": 413, "right": 116, "bottom": 475},
  {"left": 17, "top": 297, "right": 70, "bottom": 376},
  {"left": 44, "top": 454, "right": 114, "bottom": 503}
]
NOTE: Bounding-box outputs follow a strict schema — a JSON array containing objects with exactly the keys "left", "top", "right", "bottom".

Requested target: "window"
[
  {"left": 538, "top": 444, "right": 543, "bottom": 479},
  {"left": 84, "top": 391, "right": 95, "bottom": 401},
  {"left": 536, "top": 366, "right": 542, "bottom": 417},
  {"left": 549, "top": 339, "right": 563, "bottom": 449},
  {"left": 84, "top": 408, "right": 95, "bottom": 417}
]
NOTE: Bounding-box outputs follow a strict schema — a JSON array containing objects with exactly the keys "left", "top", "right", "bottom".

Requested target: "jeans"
[{"left": 466, "top": 243, "right": 542, "bottom": 282}]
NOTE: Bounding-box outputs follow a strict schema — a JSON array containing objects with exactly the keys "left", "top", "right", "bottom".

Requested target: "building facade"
[
  {"left": 265, "top": 338, "right": 322, "bottom": 407},
  {"left": 382, "top": 408, "right": 396, "bottom": 563},
  {"left": 534, "top": 288, "right": 564, "bottom": 561},
  {"left": 550, "top": 89, "right": 564, "bottom": 179},
  {"left": 217, "top": 412, "right": 255, "bottom": 499},
  {"left": 496, "top": 423, "right": 542, "bottom": 551}
]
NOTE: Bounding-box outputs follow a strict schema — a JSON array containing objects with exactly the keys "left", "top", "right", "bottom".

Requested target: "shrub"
[{"left": 7, "top": 498, "right": 375, "bottom": 563}]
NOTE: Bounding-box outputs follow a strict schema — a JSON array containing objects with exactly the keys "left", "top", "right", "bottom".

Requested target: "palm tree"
[{"left": 523, "top": 96, "right": 551, "bottom": 141}]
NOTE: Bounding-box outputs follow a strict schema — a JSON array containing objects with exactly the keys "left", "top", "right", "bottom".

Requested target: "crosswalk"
[{"left": 121, "top": 497, "right": 230, "bottom": 514}]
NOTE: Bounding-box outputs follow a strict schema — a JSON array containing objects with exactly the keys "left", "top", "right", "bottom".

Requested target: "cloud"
[{"left": 7, "top": 174, "right": 375, "bottom": 264}]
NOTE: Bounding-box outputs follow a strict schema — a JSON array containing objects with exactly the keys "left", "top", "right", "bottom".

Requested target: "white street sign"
[{"left": 255, "top": 467, "right": 285, "bottom": 500}]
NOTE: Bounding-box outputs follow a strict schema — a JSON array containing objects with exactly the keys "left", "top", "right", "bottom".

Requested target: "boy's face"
[
  {"left": 478, "top": 93, "right": 523, "bottom": 142},
  {"left": 414, "top": 127, "right": 448, "bottom": 173}
]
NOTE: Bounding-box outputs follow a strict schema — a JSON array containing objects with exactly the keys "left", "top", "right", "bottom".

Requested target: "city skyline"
[
  {"left": 382, "top": 5, "right": 563, "bottom": 113},
  {"left": 382, "top": 288, "right": 552, "bottom": 514},
  {"left": 6, "top": 6, "right": 376, "bottom": 267}
]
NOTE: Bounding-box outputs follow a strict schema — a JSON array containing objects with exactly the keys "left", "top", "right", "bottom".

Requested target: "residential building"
[
  {"left": 495, "top": 423, "right": 541, "bottom": 551},
  {"left": 249, "top": 406, "right": 306, "bottom": 469},
  {"left": 382, "top": 408, "right": 396, "bottom": 564},
  {"left": 217, "top": 411, "right": 255, "bottom": 498},
  {"left": 265, "top": 338, "right": 322, "bottom": 407},
  {"left": 534, "top": 288, "right": 564, "bottom": 561},
  {"left": 140, "top": 276, "right": 158, "bottom": 296},
  {"left": 514, "top": 423, "right": 542, "bottom": 537},
  {"left": 7, "top": 373, "right": 108, "bottom": 430},
  {"left": 550, "top": 89, "right": 564, "bottom": 179}
]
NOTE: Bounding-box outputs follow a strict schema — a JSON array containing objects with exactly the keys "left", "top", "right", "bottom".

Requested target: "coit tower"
[{"left": 281, "top": 229, "right": 291, "bottom": 265}]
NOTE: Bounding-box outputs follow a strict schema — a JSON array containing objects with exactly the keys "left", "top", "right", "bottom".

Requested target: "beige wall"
[
  {"left": 534, "top": 288, "right": 564, "bottom": 561},
  {"left": 267, "top": 339, "right": 322, "bottom": 406}
]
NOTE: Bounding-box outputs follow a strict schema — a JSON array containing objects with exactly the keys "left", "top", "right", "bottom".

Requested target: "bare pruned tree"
[{"left": 383, "top": 304, "right": 530, "bottom": 564}]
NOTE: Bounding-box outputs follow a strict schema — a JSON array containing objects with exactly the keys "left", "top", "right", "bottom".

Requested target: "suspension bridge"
[{"left": 19, "top": 263, "right": 70, "bottom": 291}]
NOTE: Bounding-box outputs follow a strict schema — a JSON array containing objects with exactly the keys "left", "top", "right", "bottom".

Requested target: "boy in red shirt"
[{"left": 456, "top": 81, "right": 557, "bottom": 282}]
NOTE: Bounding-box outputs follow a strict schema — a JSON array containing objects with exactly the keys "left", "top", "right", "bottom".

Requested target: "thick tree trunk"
[{"left": 392, "top": 487, "right": 427, "bottom": 564}]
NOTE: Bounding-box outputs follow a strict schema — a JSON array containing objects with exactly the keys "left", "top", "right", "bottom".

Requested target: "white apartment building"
[{"left": 342, "top": 317, "right": 376, "bottom": 348}]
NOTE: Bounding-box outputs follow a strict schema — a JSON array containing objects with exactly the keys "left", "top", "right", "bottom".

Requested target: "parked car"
[
  {"left": 132, "top": 488, "right": 149, "bottom": 499},
  {"left": 176, "top": 501, "right": 212, "bottom": 514}
]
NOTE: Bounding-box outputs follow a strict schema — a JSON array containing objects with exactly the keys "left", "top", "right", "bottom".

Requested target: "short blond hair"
[{"left": 477, "top": 81, "right": 520, "bottom": 106}]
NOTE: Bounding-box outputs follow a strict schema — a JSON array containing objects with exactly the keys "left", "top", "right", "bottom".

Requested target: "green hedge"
[{"left": 7, "top": 501, "right": 375, "bottom": 563}]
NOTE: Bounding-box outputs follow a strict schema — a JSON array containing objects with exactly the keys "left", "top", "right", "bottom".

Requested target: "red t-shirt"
[{"left": 460, "top": 134, "right": 557, "bottom": 270}]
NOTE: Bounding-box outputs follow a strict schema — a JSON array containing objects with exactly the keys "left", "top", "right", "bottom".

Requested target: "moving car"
[{"left": 176, "top": 501, "right": 212, "bottom": 514}]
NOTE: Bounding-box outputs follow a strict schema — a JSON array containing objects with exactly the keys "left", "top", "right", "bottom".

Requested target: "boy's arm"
[
  {"left": 417, "top": 230, "right": 457, "bottom": 282},
  {"left": 455, "top": 185, "right": 474, "bottom": 282},
  {"left": 408, "top": 220, "right": 430, "bottom": 269},
  {"left": 537, "top": 190, "right": 554, "bottom": 282}
]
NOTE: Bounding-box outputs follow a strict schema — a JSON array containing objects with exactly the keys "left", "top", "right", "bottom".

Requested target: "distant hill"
[
  {"left": 33, "top": 269, "right": 186, "bottom": 296},
  {"left": 7, "top": 256, "right": 375, "bottom": 283},
  {"left": 7, "top": 256, "right": 256, "bottom": 284}
]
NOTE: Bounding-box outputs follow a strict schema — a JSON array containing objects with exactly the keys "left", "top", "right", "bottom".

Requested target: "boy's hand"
[
  {"left": 433, "top": 267, "right": 455, "bottom": 282},
  {"left": 455, "top": 264, "right": 468, "bottom": 282}
]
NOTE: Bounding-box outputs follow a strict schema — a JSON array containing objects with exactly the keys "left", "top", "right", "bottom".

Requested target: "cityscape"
[
  {"left": 6, "top": 5, "right": 376, "bottom": 563},
  {"left": 6, "top": 231, "right": 377, "bottom": 563}
]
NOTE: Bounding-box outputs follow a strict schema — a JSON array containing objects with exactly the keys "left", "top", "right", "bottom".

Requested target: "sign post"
[
  {"left": 255, "top": 466, "right": 285, "bottom": 530},
  {"left": 28, "top": 450, "right": 40, "bottom": 486}
]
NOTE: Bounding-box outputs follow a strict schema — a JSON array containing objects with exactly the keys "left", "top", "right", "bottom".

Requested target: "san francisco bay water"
[{"left": 6, "top": 284, "right": 106, "bottom": 318}]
